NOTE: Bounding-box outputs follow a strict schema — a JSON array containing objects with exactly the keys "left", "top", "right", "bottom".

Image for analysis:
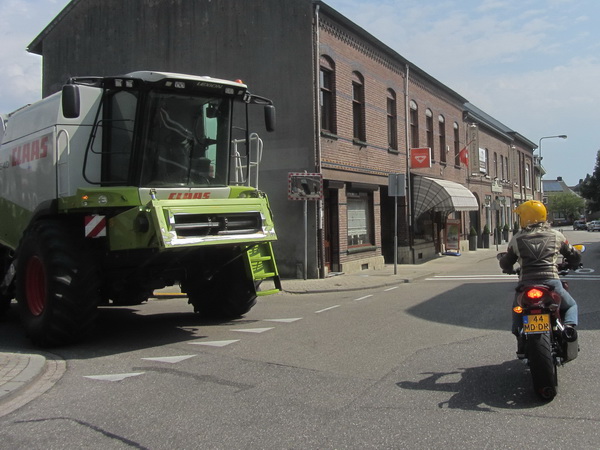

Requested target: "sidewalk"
[
  {"left": 0, "top": 246, "right": 505, "bottom": 408},
  {"left": 279, "top": 245, "right": 505, "bottom": 294}
]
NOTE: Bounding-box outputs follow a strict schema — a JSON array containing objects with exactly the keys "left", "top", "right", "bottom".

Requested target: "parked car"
[
  {"left": 573, "top": 220, "right": 587, "bottom": 230},
  {"left": 587, "top": 220, "right": 600, "bottom": 232}
]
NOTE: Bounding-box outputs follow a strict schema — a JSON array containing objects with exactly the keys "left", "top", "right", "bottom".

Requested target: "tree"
[
  {"left": 547, "top": 192, "right": 585, "bottom": 222},
  {"left": 579, "top": 149, "right": 600, "bottom": 212}
]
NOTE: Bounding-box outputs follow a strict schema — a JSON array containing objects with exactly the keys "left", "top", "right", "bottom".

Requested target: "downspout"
[
  {"left": 314, "top": 3, "right": 325, "bottom": 278},
  {"left": 404, "top": 63, "right": 415, "bottom": 264}
]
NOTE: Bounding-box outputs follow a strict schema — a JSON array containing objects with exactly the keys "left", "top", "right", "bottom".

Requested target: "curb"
[{"left": 0, "top": 353, "right": 46, "bottom": 404}]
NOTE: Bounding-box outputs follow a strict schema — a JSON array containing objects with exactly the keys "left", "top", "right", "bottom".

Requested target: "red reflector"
[{"left": 526, "top": 288, "right": 544, "bottom": 299}]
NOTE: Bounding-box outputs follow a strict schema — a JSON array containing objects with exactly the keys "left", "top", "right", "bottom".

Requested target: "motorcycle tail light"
[{"left": 526, "top": 288, "right": 544, "bottom": 299}]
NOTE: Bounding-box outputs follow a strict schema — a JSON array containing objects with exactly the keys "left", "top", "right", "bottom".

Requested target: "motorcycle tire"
[{"left": 527, "top": 333, "right": 558, "bottom": 401}]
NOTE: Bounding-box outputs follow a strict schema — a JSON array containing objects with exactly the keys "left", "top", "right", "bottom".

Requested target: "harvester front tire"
[
  {"left": 185, "top": 257, "right": 257, "bottom": 319},
  {"left": 16, "top": 221, "right": 101, "bottom": 347}
]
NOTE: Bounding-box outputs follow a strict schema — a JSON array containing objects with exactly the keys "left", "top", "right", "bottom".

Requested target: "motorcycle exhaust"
[{"left": 561, "top": 326, "right": 578, "bottom": 362}]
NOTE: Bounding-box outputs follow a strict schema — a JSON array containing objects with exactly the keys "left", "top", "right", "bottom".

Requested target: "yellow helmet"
[{"left": 515, "top": 200, "right": 547, "bottom": 228}]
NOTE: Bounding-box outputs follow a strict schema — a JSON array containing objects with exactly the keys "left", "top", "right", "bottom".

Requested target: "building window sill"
[
  {"left": 347, "top": 245, "right": 377, "bottom": 254},
  {"left": 352, "top": 138, "right": 368, "bottom": 148},
  {"left": 321, "top": 131, "right": 338, "bottom": 140}
]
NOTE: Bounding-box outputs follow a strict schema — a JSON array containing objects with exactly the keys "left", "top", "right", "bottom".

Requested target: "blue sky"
[{"left": 1, "top": 0, "right": 599, "bottom": 185}]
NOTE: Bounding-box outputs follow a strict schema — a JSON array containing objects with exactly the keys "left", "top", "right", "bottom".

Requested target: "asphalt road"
[{"left": 1, "top": 229, "right": 599, "bottom": 449}]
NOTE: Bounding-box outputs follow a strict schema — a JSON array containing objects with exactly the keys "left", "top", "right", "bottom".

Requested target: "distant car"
[
  {"left": 587, "top": 220, "right": 600, "bottom": 232},
  {"left": 573, "top": 220, "right": 587, "bottom": 230}
]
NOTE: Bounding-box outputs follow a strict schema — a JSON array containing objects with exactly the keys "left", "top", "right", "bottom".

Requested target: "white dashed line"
[
  {"left": 231, "top": 327, "right": 274, "bottom": 334},
  {"left": 263, "top": 318, "right": 302, "bottom": 323},
  {"left": 141, "top": 355, "right": 196, "bottom": 364},
  {"left": 354, "top": 294, "right": 373, "bottom": 301},
  {"left": 384, "top": 286, "right": 399, "bottom": 291},
  {"left": 315, "top": 305, "right": 340, "bottom": 313},
  {"left": 84, "top": 373, "right": 144, "bottom": 382},
  {"left": 188, "top": 340, "right": 239, "bottom": 347}
]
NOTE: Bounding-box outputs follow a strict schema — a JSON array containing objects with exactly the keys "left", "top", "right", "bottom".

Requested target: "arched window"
[
  {"left": 453, "top": 122, "right": 460, "bottom": 165},
  {"left": 352, "top": 72, "right": 366, "bottom": 142},
  {"left": 409, "top": 100, "right": 419, "bottom": 148},
  {"left": 319, "top": 55, "right": 336, "bottom": 133},
  {"left": 425, "top": 109, "right": 433, "bottom": 157},
  {"left": 438, "top": 115, "right": 446, "bottom": 163},
  {"left": 387, "top": 89, "right": 397, "bottom": 150}
]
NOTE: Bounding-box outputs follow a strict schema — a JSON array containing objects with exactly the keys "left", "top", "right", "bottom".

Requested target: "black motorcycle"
[{"left": 498, "top": 244, "right": 584, "bottom": 401}]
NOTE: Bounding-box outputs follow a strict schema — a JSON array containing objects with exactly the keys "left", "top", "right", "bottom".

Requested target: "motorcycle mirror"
[{"left": 573, "top": 244, "right": 586, "bottom": 253}]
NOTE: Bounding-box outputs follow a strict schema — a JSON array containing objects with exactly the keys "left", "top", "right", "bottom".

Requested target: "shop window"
[
  {"left": 413, "top": 211, "right": 434, "bottom": 244},
  {"left": 319, "top": 56, "right": 336, "bottom": 133},
  {"left": 387, "top": 89, "right": 397, "bottom": 150},
  {"left": 347, "top": 191, "right": 374, "bottom": 248}
]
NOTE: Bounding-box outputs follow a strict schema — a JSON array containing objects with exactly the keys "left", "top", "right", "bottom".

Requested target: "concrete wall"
[{"left": 36, "top": 0, "right": 319, "bottom": 277}]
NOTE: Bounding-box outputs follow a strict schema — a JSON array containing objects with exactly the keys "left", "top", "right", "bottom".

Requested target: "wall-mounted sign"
[{"left": 410, "top": 148, "right": 431, "bottom": 169}]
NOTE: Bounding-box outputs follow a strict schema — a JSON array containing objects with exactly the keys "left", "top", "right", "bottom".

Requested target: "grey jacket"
[{"left": 499, "top": 223, "right": 581, "bottom": 282}]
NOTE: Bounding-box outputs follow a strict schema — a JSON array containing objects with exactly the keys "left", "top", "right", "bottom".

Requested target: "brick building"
[{"left": 27, "top": 0, "right": 540, "bottom": 278}]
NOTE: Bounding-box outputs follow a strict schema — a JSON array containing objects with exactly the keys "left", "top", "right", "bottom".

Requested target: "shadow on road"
[
  {"left": 0, "top": 300, "right": 259, "bottom": 358},
  {"left": 406, "top": 281, "right": 600, "bottom": 332},
  {"left": 396, "top": 359, "right": 547, "bottom": 411}
]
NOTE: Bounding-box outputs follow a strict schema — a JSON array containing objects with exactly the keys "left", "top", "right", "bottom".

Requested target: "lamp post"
[
  {"left": 538, "top": 134, "right": 567, "bottom": 163},
  {"left": 537, "top": 134, "right": 567, "bottom": 200}
]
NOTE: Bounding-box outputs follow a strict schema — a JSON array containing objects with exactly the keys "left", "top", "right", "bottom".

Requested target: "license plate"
[{"left": 523, "top": 314, "right": 551, "bottom": 334}]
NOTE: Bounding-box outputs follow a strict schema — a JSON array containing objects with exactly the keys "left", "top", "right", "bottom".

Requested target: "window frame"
[
  {"left": 319, "top": 56, "right": 336, "bottom": 134},
  {"left": 387, "top": 89, "right": 398, "bottom": 151},
  {"left": 352, "top": 72, "right": 366, "bottom": 143}
]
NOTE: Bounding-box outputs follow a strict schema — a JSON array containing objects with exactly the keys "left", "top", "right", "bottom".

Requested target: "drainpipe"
[
  {"left": 404, "top": 63, "right": 415, "bottom": 264},
  {"left": 314, "top": 3, "right": 325, "bottom": 278}
]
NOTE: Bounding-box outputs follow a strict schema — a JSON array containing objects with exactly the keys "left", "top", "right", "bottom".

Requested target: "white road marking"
[
  {"left": 263, "top": 318, "right": 302, "bottom": 323},
  {"left": 84, "top": 373, "right": 144, "bottom": 382},
  {"left": 231, "top": 327, "right": 274, "bottom": 334},
  {"left": 188, "top": 340, "right": 239, "bottom": 347},
  {"left": 315, "top": 305, "right": 340, "bottom": 313},
  {"left": 354, "top": 294, "right": 373, "bottom": 301},
  {"left": 384, "top": 286, "right": 399, "bottom": 291},
  {"left": 141, "top": 355, "right": 196, "bottom": 364}
]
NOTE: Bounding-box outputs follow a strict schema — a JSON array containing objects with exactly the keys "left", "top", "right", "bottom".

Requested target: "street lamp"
[{"left": 538, "top": 134, "right": 567, "bottom": 162}]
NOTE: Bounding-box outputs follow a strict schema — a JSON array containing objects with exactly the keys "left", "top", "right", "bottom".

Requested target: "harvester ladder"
[{"left": 246, "top": 243, "right": 281, "bottom": 296}]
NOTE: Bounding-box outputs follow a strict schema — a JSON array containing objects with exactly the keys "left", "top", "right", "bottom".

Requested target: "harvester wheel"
[
  {"left": 16, "top": 221, "right": 101, "bottom": 347},
  {"left": 184, "top": 256, "right": 257, "bottom": 319}
]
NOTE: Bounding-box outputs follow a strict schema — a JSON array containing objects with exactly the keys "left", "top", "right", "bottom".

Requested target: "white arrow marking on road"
[
  {"left": 315, "top": 305, "right": 340, "bottom": 313},
  {"left": 84, "top": 372, "right": 144, "bottom": 382},
  {"left": 354, "top": 294, "right": 373, "bottom": 301},
  {"left": 232, "top": 327, "right": 274, "bottom": 334},
  {"left": 141, "top": 355, "right": 196, "bottom": 364},
  {"left": 263, "top": 318, "right": 302, "bottom": 323},
  {"left": 188, "top": 340, "right": 239, "bottom": 347}
]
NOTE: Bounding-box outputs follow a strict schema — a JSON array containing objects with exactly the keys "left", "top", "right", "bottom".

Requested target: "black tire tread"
[{"left": 16, "top": 220, "right": 101, "bottom": 347}]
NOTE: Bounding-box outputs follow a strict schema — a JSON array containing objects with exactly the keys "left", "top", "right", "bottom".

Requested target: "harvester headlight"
[{"left": 98, "top": 195, "right": 108, "bottom": 205}]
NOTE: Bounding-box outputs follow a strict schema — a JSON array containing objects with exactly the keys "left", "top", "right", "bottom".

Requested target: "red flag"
[{"left": 459, "top": 147, "right": 469, "bottom": 166}]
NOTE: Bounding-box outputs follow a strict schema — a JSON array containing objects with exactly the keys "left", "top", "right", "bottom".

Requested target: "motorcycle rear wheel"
[{"left": 527, "top": 333, "right": 558, "bottom": 401}]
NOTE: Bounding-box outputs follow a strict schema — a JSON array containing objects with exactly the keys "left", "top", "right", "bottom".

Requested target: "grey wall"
[{"left": 38, "top": 0, "right": 320, "bottom": 277}]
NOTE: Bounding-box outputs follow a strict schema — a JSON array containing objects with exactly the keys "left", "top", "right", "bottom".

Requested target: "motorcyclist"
[{"left": 498, "top": 200, "right": 581, "bottom": 358}]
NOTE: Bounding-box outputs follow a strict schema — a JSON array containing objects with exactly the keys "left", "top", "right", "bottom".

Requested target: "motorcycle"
[{"left": 497, "top": 244, "right": 585, "bottom": 401}]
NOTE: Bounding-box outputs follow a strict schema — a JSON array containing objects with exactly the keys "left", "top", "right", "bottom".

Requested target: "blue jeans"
[{"left": 512, "top": 279, "right": 578, "bottom": 335}]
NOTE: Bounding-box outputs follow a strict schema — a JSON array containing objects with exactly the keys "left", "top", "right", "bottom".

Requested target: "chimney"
[{"left": 557, "top": 176, "right": 562, "bottom": 181}]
